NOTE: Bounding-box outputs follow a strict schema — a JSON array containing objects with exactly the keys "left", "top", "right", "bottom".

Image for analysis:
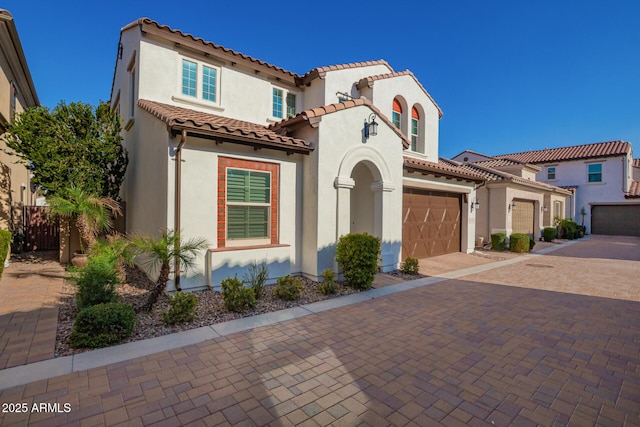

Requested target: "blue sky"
[{"left": 4, "top": 0, "right": 639, "bottom": 158}]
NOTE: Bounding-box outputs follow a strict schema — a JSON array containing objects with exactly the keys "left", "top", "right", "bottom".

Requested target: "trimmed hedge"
[
  {"left": 542, "top": 227, "right": 557, "bottom": 242},
  {"left": 510, "top": 233, "right": 531, "bottom": 253},
  {"left": 274, "top": 275, "right": 303, "bottom": 301},
  {"left": 491, "top": 233, "right": 507, "bottom": 251},
  {"left": 336, "top": 233, "right": 380, "bottom": 290},
  {"left": 69, "top": 302, "right": 135, "bottom": 348},
  {"left": 0, "top": 230, "right": 11, "bottom": 278}
]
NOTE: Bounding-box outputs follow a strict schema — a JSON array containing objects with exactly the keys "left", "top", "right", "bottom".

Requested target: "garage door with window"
[
  {"left": 512, "top": 200, "right": 535, "bottom": 236},
  {"left": 402, "top": 189, "right": 461, "bottom": 258},
  {"left": 592, "top": 205, "right": 640, "bottom": 236}
]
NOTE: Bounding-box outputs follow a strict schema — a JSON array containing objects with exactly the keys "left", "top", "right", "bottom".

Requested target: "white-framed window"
[
  {"left": 547, "top": 167, "right": 556, "bottom": 180},
  {"left": 410, "top": 106, "right": 420, "bottom": 151},
  {"left": 226, "top": 168, "right": 271, "bottom": 240},
  {"left": 588, "top": 163, "right": 602, "bottom": 183},
  {"left": 127, "top": 52, "right": 137, "bottom": 125},
  {"left": 177, "top": 57, "right": 221, "bottom": 106},
  {"left": 272, "top": 87, "right": 297, "bottom": 119},
  {"left": 554, "top": 201, "right": 563, "bottom": 219},
  {"left": 392, "top": 98, "right": 402, "bottom": 128}
]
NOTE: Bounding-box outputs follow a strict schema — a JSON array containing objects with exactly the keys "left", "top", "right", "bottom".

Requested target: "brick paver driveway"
[{"left": 1, "top": 236, "right": 639, "bottom": 426}]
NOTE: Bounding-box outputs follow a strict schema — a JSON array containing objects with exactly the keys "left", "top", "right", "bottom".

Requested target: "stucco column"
[
  {"left": 371, "top": 180, "right": 396, "bottom": 272},
  {"left": 334, "top": 177, "right": 355, "bottom": 241}
]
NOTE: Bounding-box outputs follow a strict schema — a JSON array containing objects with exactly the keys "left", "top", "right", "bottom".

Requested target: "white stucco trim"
[{"left": 336, "top": 145, "right": 394, "bottom": 187}]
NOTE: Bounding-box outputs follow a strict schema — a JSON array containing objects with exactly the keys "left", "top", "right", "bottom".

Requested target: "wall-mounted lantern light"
[
  {"left": 542, "top": 205, "right": 548, "bottom": 212},
  {"left": 508, "top": 201, "right": 517, "bottom": 213},
  {"left": 364, "top": 113, "right": 378, "bottom": 139},
  {"left": 470, "top": 198, "right": 480, "bottom": 212}
]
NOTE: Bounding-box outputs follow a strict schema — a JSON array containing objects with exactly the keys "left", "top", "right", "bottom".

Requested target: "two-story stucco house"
[
  {"left": 0, "top": 9, "right": 39, "bottom": 233},
  {"left": 111, "top": 18, "right": 486, "bottom": 290},
  {"left": 456, "top": 141, "right": 639, "bottom": 236}
]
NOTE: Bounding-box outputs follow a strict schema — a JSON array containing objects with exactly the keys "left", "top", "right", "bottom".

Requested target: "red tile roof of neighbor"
[
  {"left": 633, "top": 159, "right": 640, "bottom": 168},
  {"left": 404, "top": 157, "right": 485, "bottom": 183},
  {"left": 355, "top": 71, "right": 443, "bottom": 118},
  {"left": 269, "top": 98, "right": 411, "bottom": 149},
  {"left": 626, "top": 181, "right": 640, "bottom": 198},
  {"left": 496, "top": 141, "right": 631, "bottom": 164},
  {"left": 137, "top": 99, "right": 313, "bottom": 153},
  {"left": 440, "top": 158, "right": 571, "bottom": 194},
  {"left": 473, "top": 158, "right": 540, "bottom": 170}
]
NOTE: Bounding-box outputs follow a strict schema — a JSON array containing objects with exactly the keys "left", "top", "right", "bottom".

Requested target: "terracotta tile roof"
[
  {"left": 355, "top": 70, "right": 443, "bottom": 118},
  {"left": 496, "top": 141, "right": 631, "bottom": 164},
  {"left": 300, "top": 60, "right": 392, "bottom": 85},
  {"left": 559, "top": 185, "right": 578, "bottom": 192},
  {"left": 404, "top": 157, "right": 485, "bottom": 183},
  {"left": 269, "top": 98, "right": 411, "bottom": 149},
  {"left": 626, "top": 181, "right": 640, "bottom": 198},
  {"left": 441, "top": 158, "right": 571, "bottom": 194},
  {"left": 633, "top": 159, "right": 640, "bottom": 168},
  {"left": 138, "top": 99, "right": 312, "bottom": 153},
  {"left": 122, "top": 18, "right": 300, "bottom": 83},
  {"left": 473, "top": 158, "right": 526, "bottom": 168}
]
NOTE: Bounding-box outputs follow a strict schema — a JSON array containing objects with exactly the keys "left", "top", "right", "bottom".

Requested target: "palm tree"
[
  {"left": 47, "top": 186, "right": 122, "bottom": 253},
  {"left": 131, "top": 229, "right": 207, "bottom": 311}
]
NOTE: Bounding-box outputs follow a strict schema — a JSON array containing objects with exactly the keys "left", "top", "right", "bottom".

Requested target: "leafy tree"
[
  {"left": 130, "top": 229, "right": 208, "bottom": 311},
  {"left": 3, "top": 101, "right": 127, "bottom": 199}
]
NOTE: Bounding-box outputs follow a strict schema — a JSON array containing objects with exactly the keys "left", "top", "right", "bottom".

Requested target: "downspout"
[{"left": 174, "top": 129, "right": 187, "bottom": 291}]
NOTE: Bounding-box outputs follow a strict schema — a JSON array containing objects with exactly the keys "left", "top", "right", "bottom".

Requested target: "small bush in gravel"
[
  {"left": 72, "top": 254, "right": 120, "bottom": 309},
  {"left": 162, "top": 292, "right": 198, "bottom": 325},
  {"left": 221, "top": 275, "right": 256, "bottom": 312},
  {"left": 69, "top": 302, "right": 135, "bottom": 348},
  {"left": 335, "top": 233, "right": 380, "bottom": 290},
  {"left": 243, "top": 260, "right": 269, "bottom": 299},
  {"left": 318, "top": 269, "right": 336, "bottom": 295},
  {"left": 542, "top": 227, "right": 557, "bottom": 242},
  {"left": 401, "top": 257, "right": 419, "bottom": 275},
  {"left": 491, "top": 232, "right": 507, "bottom": 251},
  {"left": 274, "top": 275, "right": 303, "bottom": 301}
]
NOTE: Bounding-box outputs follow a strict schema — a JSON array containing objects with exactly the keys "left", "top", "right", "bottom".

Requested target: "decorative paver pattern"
[
  {"left": 0, "top": 236, "right": 638, "bottom": 426},
  {"left": 0, "top": 253, "right": 65, "bottom": 369}
]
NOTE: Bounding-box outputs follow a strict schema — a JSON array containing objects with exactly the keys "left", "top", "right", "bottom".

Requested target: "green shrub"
[
  {"left": 90, "top": 235, "right": 135, "bottom": 282},
  {"left": 318, "top": 269, "right": 336, "bottom": 295},
  {"left": 0, "top": 230, "right": 11, "bottom": 278},
  {"left": 401, "top": 257, "right": 419, "bottom": 275},
  {"left": 243, "top": 260, "right": 269, "bottom": 299},
  {"left": 529, "top": 238, "right": 536, "bottom": 251},
  {"left": 509, "top": 233, "right": 531, "bottom": 253},
  {"left": 491, "top": 233, "right": 507, "bottom": 251},
  {"left": 69, "top": 302, "right": 135, "bottom": 348},
  {"left": 558, "top": 219, "right": 578, "bottom": 240},
  {"left": 162, "top": 292, "right": 198, "bottom": 325},
  {"left": 274, "top": 275, "right": 303, "bottom": 301},
  {"left": 335, "top": 233, "right": 380, "bottom": 290},
  {"left": 542, "top": 227, "right": 557, "bottom": 242},
  {"left": 72, "top": 254, "right": 120, "bottom": 309},
  {"left": 221, "top": 275, "right": 256, "bottom": 312}
]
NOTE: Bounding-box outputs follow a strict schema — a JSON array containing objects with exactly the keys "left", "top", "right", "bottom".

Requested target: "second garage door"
[
  {"left": 402, "top": 189, "right": 461, "bottom": 258},
  {"left": 512, "top": 199, "right": 535, "bottom": 236},
  {"left": 591, "top": 205, "right": 640, "bottom": 236}
]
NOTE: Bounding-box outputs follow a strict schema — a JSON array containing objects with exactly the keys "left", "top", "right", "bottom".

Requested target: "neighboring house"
[
  {"left": 110, "top": 18, "right": 485, "bottom": 290},
  {"left": 0, "top": 9, "right": 39, "bottom": 234},
  {"left": 442, "top": 157, "right": 572, "bottom": 242},
  {"left": 455, "top": 141, "right": 639, "bottom": 236}
]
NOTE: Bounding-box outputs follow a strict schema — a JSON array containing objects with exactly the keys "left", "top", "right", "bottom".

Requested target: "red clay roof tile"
[
  {"left": 137, "top": 99, "right": 312, "bottom": 153},
  {"left": 626, "top": 181, "right": 640, "bottom": 198},
  {"left": 496, "top": 141, "right": 631, "bottom": 164},
  {"left": 404, "top": 157, "right": 485, "bottom": 182}
]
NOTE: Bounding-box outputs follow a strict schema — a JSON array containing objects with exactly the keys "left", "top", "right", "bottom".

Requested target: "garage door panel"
[
  {"left": 402, "top": 189, "right": 461, "bottom": 258},
  {"left": 592, "top": 205, "right": 640, "bottom": 236},
  {"left": 512, "top": 200, "right": 535, "bottom": 236}
]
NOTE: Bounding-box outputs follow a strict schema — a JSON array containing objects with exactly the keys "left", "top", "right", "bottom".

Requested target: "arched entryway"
[{"left": 350, "top": 162, "right": 375, "bottom": 235}]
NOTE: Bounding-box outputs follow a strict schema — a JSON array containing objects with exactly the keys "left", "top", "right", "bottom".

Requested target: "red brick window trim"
[{"left": 217, "top": 157, "right": 279, "bottom": 248}]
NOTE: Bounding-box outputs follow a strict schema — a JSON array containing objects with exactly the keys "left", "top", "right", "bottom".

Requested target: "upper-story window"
[
  {"left": 272, "top": 87, "right": 297, "bottom": 119},
  {"left": 392, "top": 98, "right": 402, "bottom": 128},
  {"left": 179, "top": 58, "right": 220, "bottom": 105},
  {"left": 410, "top": 107, "right": 420, "bottom": 151},
  {"left": 547, "top": 166, "right": 556, "bottom": 180},
  {"left": 588, "top": 163, "right": 602, "bottom": 183}
]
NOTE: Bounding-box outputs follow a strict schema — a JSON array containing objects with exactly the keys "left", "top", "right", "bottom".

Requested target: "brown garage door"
[
  {"left": 591, "top": 205, "right": 640, "bottom": 236},
  {"left": 512, "top": 200, "right": 535, "bottom": 236},
  {"left": 402, "top": 189, "right": 461, "bottom": 258}
]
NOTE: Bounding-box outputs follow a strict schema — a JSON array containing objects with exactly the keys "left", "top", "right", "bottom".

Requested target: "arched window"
[
  {"left": 392, "top": 98, "right": 402, "bottom": 129},
  {"left": 410, "top": 107, "right": 420, "bottom": 151}
]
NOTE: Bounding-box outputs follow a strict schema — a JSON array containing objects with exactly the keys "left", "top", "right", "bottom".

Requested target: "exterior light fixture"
[
  {"left": 508, "top": 201, "right": 517, "bottom": 213},
  {"left": 470, "top": 198, "right": 480, "bottom": 212},
  {"left": 542, "top": 205, "right": 548, "bottom": 212},
  {"left": 364, "top": 113, "right": 378, "bottom": 139}
]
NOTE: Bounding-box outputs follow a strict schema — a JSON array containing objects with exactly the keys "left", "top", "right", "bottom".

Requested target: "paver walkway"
[
  {"left": 0, "top": 236, "right": 638, "bottom": 426},
  {"left": 0, "top": 251, "right": 66, "bottom": 369}
]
